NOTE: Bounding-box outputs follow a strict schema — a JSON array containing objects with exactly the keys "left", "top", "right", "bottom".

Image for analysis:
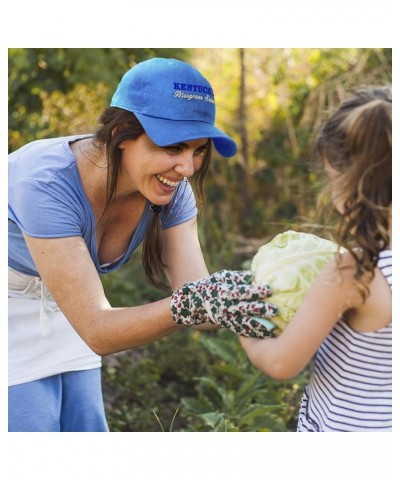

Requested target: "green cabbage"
[{"left": 251, "top": 230, "right": 345, "bottom": 334}]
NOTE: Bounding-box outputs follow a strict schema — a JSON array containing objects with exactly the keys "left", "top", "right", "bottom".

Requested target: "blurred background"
[{"left": 8, "top": 48, "right": 392, "bottom": 431}]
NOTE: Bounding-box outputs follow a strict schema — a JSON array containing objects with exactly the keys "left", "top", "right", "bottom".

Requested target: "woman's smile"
[{"left": 156, "top": 174, "right": 181, "bottom": 190}]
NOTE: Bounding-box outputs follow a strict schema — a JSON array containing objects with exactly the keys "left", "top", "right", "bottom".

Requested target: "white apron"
[{"left": 8, "top": 267, "right": 101, "bottom": 386}]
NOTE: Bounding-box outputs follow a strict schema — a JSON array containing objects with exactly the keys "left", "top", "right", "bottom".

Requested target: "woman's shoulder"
[{"left": 9, "top": 135, "right": 89, "bottom": 184}]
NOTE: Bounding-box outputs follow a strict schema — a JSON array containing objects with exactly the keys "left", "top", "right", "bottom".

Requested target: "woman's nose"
[{"left": 175, "top": 152, "right": 195, "bottom": 178}]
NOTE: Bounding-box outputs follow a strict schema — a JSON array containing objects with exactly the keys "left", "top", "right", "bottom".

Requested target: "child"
[{"left": 240, "top": 86, "right": 392, "bottom": 431}]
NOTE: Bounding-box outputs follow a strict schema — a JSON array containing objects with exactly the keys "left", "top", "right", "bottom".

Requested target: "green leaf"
[
  {"left": 199, "top": 412, "right": 225, "bottom": 429},
  {"left": 239, "top": 404, "right": 282, "bottom": 426},
  {"left": 235, "top": 371, "right": 266, "bottom": 406},
  {"left": 181, "top": 397, "right": 211, "bottom": 415},
  {"left": 200, "top": 333, "right": 237, "bottom": 363}
]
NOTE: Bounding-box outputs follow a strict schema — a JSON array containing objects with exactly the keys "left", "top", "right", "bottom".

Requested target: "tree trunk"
[{"left": 238, "top": 48, "right": 250, "bottom": 227}]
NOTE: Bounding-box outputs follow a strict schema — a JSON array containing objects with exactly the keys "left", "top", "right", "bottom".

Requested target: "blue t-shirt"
[{"left": 8, "top": 135, "right": 198, "bottom": 276}]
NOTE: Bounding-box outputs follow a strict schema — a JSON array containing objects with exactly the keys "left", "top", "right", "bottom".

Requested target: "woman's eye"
[
  {"left": 164, "top": 146, "right": 181, "bottom": 154},
  {"left": 195, "top": 147, "right": 207, "bottom": 158}
]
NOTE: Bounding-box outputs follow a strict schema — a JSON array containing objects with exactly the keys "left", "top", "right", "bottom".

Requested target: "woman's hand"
[{"left": 170, "top": 270, "right": 277, "bottom": 337}]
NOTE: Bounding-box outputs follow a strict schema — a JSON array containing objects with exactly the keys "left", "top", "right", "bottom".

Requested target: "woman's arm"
[
  {"left": 23, "top": 233, "right": 180, "bottom": 356},
  {"left": 239, "top": 254, "right": 363, "bottom": 380},
  {"left": 162, "top": 216, "right": 209, "bottom": 289},
  {"left": 23, "top": 216, "right": 213, "bottom": 356},
  {"left": 162, "top": 216, "right": 220, "bottom": 331}
]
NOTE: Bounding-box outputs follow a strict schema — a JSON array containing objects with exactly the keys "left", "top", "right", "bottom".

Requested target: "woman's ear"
[{"left": 111, "top": 124, "right": 130, "bottom": 149}]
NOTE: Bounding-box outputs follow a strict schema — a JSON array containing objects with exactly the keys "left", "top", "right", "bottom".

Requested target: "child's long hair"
[
  {"left": 94, "top": 107, "right": 211, "bottom": 290},
  {"left": 315, "top": 86, "right": 392, "bottom": 300}
]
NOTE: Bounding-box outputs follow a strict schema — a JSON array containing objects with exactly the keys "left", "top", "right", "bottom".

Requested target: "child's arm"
[{"left": 240, "top": 252, "right": 363, "bottom": 379}]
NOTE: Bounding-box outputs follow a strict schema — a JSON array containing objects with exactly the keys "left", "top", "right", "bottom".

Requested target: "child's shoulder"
[
  {"left": 335, "top": 250, "right": 392, "bottom": 332},
  {"left": 314, "top": 251, "right": 363, "bottom": 311},
  {"left": 337, "top": 249, "right": 357, "bottom": 267},
  {"left": 323, "top": 250, "right": 358, "bottom": 281}
]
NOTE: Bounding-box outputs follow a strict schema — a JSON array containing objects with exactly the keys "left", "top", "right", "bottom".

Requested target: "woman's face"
[{"left": 118, "top": 134, "right": 208, "bottom": 205}]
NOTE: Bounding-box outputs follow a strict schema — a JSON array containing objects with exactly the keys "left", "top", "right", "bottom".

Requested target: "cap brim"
[{"left": 135, "top": 113, "right": 237, "bottom": 158}]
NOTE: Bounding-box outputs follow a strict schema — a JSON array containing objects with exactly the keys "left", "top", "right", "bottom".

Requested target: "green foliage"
[
  {"left": 8, "top": 48, "right": 189, "bottom": 152},
  {"left": 102, "top": 329, "right": 212, "bottom": 432},
  {"left": 101, "top": 249, "right": 166, "bottom": 307},
  {"left": 102, "top": 329, "right": 307, "bottom": 432},
  {"left": 180, "top": 329, "right": 307, "bottom": 431}
]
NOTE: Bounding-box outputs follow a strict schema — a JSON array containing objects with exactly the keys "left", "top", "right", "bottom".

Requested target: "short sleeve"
[
  {"left": 8, "top": 178, "right": 84, "bottom": 238},
  {"left": 161, "top": 181, "right": 198, "bottom": 229}
]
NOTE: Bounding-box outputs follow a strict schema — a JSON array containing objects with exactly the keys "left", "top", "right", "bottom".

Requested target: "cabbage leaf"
[{"left": 251, "top": 230, "right": 345, "bottom": 334}]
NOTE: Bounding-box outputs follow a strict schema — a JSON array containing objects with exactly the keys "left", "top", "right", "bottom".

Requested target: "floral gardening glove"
[{"left": 171, "top": 270, "right": 278, "bottom": 338}]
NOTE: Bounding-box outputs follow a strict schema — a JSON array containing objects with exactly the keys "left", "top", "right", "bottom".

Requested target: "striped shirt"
[{"left": 297, "top": 250, "right": 392, "bottom": 432}]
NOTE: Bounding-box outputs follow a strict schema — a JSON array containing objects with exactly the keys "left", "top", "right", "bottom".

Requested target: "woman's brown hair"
[
  {"left": 94, "top": 107, "right": 212, "bottom": 289},
  {"left": 315, "top": 86, "right": 392, "bottom": 300}
]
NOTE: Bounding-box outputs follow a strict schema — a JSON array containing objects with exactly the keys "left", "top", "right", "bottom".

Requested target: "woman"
[{"left": 8, "top": 57, "right": 276, "bottom": 431}]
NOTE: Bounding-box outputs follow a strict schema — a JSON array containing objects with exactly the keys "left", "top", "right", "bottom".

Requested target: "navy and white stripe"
[{"left": 297, "top": 250, "right": 392, "bottom": 432}]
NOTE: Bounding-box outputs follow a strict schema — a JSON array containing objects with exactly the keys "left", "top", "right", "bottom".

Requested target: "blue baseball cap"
[{"left": 110, "top": 58, "right": 237, "bottom": 158}]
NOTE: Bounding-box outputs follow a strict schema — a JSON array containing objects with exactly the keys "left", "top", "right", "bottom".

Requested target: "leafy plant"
[
  {"left": 102, "top": 328, "right": 213, "bottom": 432},
  {"left": 102, "top": 327, "right": 307, "bottom": 431},
  {"left": 180, "top": 329, "right": 307, "bottom": 431}
]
